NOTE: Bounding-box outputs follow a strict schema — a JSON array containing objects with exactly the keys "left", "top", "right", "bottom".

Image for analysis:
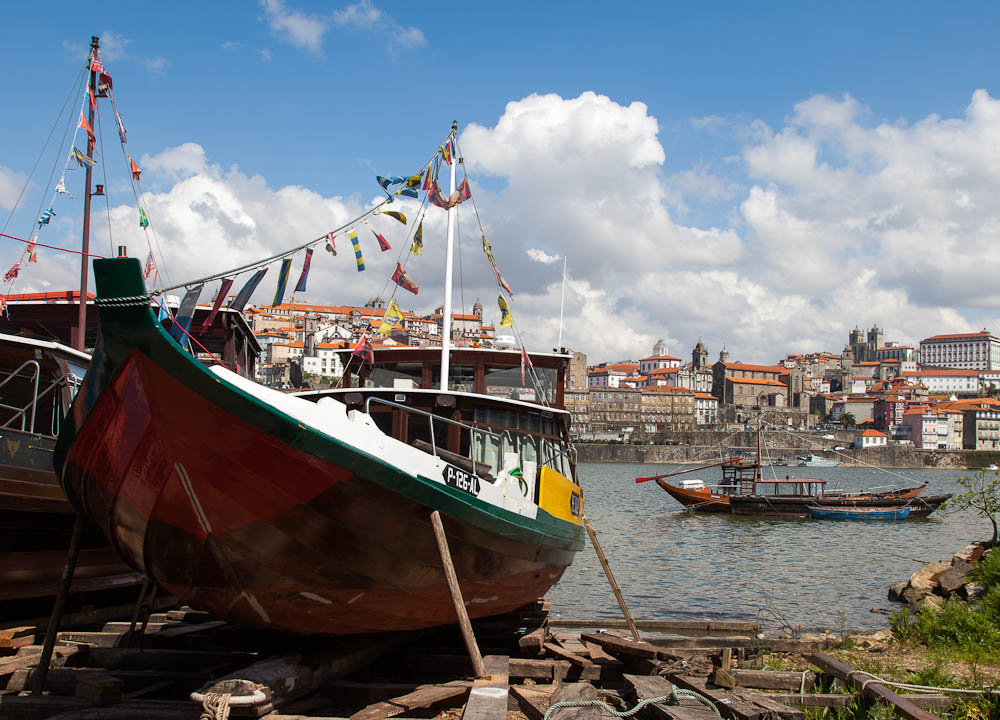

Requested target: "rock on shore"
[{"left": 889, "top": 542, "right": 990, "bottom": 609}]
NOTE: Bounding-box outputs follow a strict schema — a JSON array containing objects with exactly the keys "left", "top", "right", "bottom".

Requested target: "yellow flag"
[
  {"left": 378, "top": 299, "right": 403, "bottom": 336},
  {"left": 498, "top": 294, "right": 513, "bottom": 328}
]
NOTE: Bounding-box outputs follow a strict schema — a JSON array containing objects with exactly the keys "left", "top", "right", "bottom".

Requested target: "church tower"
[{"left": 692, "top": 340, "right": 708, "bottom": 370}]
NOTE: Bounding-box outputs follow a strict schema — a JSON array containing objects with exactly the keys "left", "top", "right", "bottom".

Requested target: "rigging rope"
[{"left": 0, "top": 232, "right": 105, "bottom": 258}]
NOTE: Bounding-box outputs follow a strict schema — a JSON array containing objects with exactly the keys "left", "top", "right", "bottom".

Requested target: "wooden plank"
[
  {"left": 625, "top": 674, "right": 719, "bottom": 720},
  {"left": 552, "top": 619, "right": 759, "bottom": 636},
  {"left": 750, "top": 694, "right": 804, "bottom": 720},
  {"left": 0, "top": 626, "right": 37, "bottom": 649},
  {"left": 1, "top": 645, "right": 81, "bottom": 687},
  {"left": 761, "top": 692, "right": 956, "bottom": 711},
  {"left": 510, "top": 685, "right": 552, "bottom": 720},
  {"left": 0, "top": 596, "right": 178, "bottom": 635},
  {"left": 580, "top": 631, "right": 659, "bottom": 659},
  {"left": 547, "top": 681, "right": 601, "bottom": 720},
  {"left": 517, "top": 625, "right": 547, "bottom": 656},
  {"left": 730, "top": 669, "right": 816, "bottom": 691},
  {"left": 806, "top": 653, "right": 940, "bottom": 720},
  {"left": 461, "top": 655, "right": 508, "bottom": 720},
  {"left": 666, "top": 673, "right": 763, "bottom": 720},
  {"left": 508, "top": 657, "right": 621, "bottom": 683},
  {"left": 83, "top": 646, "right": 259, "bottom": 671},
  {"left": 551, "top": 631, "right": 590, "bottom": 657},
  {"left": 347, "top": 680, "right": 470, "bottom": 720},
  {"left": 542, "top": 641, "right": 593, "bottom": 667},
  {"left": 0, "top": 696, "right": 200, "bottom": 720},
  {"left": 583, "top": 640, "right": 616, "bottom": 663}
]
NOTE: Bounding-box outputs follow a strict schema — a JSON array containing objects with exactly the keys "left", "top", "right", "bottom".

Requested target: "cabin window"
[
  {"left": 366, "top": 363, "right": 423, "bottom": 389},
  {"left": 447, "top": 365, "right": 476, "bottom": 393},
  {"left": 519, "top": 433, "right": 538, "bottom": 468},
  {"left": 473, "top": 432, "right": 501, "bottom": 476}
]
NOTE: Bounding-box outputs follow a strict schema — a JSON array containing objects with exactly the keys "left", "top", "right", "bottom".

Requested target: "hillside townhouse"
[
  {"left": 900, "top": 368, "right": 980, "bottom": 397},
  {"left": 694, "top": 392, "right": 719, "bottom": 426},
  {"left": 919, "top": 330, "right": 1000, "bottom": 370},
  {"left": 638, "top": 353, "right": 682, "bottom": 374},
  {"left": 853, "top": 429, "right": 888, "bottom": 449},
  {"left": 898, "top": 408, "right": 960, "bottom": 449},
  {"left": 963, "top": 404, "right": 1000, "bottom": 450}
]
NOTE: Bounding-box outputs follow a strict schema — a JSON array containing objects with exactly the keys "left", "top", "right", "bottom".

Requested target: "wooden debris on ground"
[{"left": 0, "top": 598, "right": 963, "bottom": 720}]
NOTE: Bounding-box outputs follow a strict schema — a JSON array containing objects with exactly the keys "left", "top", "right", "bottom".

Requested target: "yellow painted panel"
[{"left": 538, "top": 466, "right": 583, "bottom": 525}]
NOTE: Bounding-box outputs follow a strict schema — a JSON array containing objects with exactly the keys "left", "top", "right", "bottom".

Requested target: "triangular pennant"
[
  {"left": 139, "top": 208, "right": 149, "bottom": 229},
  {"left": 27, "top": 236, "right": 38, "bottom": 263},
  {"left": 352, "top": 334, "right": 374, "bottom": 364},
  {"left": 498, "top": 294, "right": 513, "bottom": 328},
  {"left": 115, "top": 110, "right": 127, "bottom": 144},
  {"left": 406, "top": 174, "right": 422, "bottom": 188},
  {"left": 380, "top": 210, "right": 407, "bottom": 225},
  {"left": 98, "top": 72, "right": 113, "bottom": 97},
  {"left": 71, "top": 147, "right": 95, "bottom": 167},
  {"left": 294, "top": 248, "right": 313, "bottom": 293},
  {"left": 391, "top": 263, "right": 419, "bottom": 295},
  {"left": 372, "top": 229, "right": 391, "bottom": 252},
  {"left": 78, "top": 112, "right": 95, "bottom": 145},
  {"left": 378, "top": 300, "right": 402, "bottom": 336},
  {"left": 3, "top": 264, "right": 19, "bottom": 282},
  {"left": 377, "top": 175, "right": 404, "bottom": 191},
  {"left": 201, "top": 278, "right": 234, "bottom": 330},
  {"left": 169, "top": 284, "right": 204, "bottom": 348},
  {"left": 129, "top": 155, "right": 141, "bottom": 181},
  {"left": 325, "top": 231, "right": 337, "bottom": 254},
  {"left": 395, "top": 187, "right": 419, "bottom": 198},
  {"left": 411, "top": 220, "right": 423, "bottom": 256},
  {"left": 429, "top": 179, "right": 472, "bottom": 210}
]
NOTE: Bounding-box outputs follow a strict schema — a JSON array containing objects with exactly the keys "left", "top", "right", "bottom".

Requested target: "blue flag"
[
  {"left": 229, "top": 268, "right": 267, "bottom": 313},
  {"left": 170, "top": 284, "right": 204, "bottom": 349},
  {"left": 272, "top": 258, "right": 292, "bottom": 306}
]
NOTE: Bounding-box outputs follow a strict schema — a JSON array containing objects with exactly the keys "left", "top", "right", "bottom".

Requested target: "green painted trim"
[{"left": 56, "top": 258, "right": 585, "bottom": 552}]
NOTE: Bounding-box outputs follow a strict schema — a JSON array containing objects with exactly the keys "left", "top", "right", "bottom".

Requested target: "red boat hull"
[
  {"left": 62, "top": 350, "right": 576, "bottom": 635},
  {"left": 655, "top": 479, "right": 731, "bottom": 512}
]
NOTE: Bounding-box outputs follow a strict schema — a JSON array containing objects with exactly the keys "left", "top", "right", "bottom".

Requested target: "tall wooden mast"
[
  {"left": 75, "top": 36, "right": 99, "bottom": 351},
  {"left": 439, "top": 121, "right": 458, "bottom": 390}
]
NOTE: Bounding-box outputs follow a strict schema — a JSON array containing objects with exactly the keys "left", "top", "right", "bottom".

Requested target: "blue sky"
[{"left": 4, "top": 2, "right": 1000, "bottom": 364}]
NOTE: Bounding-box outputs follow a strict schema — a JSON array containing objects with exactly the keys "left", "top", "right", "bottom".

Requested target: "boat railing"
[
  {"left": 0, "top": 361, "right": 40, "bottom": 433},
  {"left": 0, "top": 365, "right": 80, "bottom": 436},
  {"left": 364, "top": 396, "right": 502, "bottom": 465}
]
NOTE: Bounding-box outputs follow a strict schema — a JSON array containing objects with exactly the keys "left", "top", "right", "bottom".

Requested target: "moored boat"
[
  {"left": 808, "top": 505, "right": 911, "bottom": 520},
  {"left": 798, "top": 454, "right": 840, "bottom": 467}
]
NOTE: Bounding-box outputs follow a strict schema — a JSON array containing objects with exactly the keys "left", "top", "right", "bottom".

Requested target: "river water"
[{"left": 549, "top": 462, "right": 987, "bottom": 633}]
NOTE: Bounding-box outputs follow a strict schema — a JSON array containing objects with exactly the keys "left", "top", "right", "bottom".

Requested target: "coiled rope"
[{"left": 542, "top": 687, "right": 721, "bottom": 720}]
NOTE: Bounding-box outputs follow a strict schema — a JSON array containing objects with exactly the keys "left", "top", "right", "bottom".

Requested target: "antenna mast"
[
  {"left": 75, "top": 36, "right": 99, "bottom": 351},
  {"left": 439, "top": 121, "right": 458, "bottom": 390}
]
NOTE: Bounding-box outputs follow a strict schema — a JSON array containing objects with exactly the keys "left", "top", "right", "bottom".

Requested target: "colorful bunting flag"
[
  {"left": 352, "top": 334, "right": 374, "bottom": 364},
  {"left": 144, "top": 252, "right": 155, "bottom": 279},
  {"left": 38, "top": 207, "right": 56, "bottom": 227},
  {"left": 350, "top": 230, "right": 364, "bottom": 272},
  {"left": 378, "top": 300, "right": 402, "bottom": 336},
  {"left": 98, "top": 72, "right": 113, "bottom": 97},
  {"left": 169, "top": 284, "right": 204, "bottom": 348},
  {"left": 229, "top": 268, "right": 267, "bottom": 312},
  {"left": 325, "top": 231, "right": 336, "bottom": 255},
  {"left": 90, "top": 56, "right": 104, "bottom": 74},
  {"left": 521, "top": 346, "right": 533, "bottom": 385},
  {"left": 421, "top": 167, "right": 433, "bottom": 191},
  {"left": 482, "top": 234, "right": 514, "bottom": 297},
  {"left": 381, "top": 210, "right": 406, "bottom": 225},
  {"left": 406, "top": 174, "right": 422, "bottom": 188},
  {"left": 428, "top": 178, "right": 472, "bottom": 210},
  {"left": 442, "top": 139, "right": 452, "bottom": 166},
  {"left": 87, "top": 82, "right": 96, "bottom": 108},
  {"left": 377, "top": 175, "right": 404, "bottom": 191},
  {"left": 294, "top": 248, "right": 313, "bottom": 293},
  {"left": 27, "top": 236, "right": 37, "bottom": 263},
  {"left": 139, "top": 208, "right": 149, "bottom": 229},
  {"left": 391, "top": 263, "right": 419, "bottom": 295},
  {"left": 115, "top": 110, "right": 126, "bottom": 144},
  {"left": 201, "top": 278, "right": 234, "bottom": 329},
  {"left": 498, "top": 294, "right": 513, "bottom": 328},
  {"left": 395, "top": 187, "right": 419, "bottom": 198},
  {"left": 0, "top": 294, "right": 7, "bottom": 318},
  {"left": 55, "top": 177, "right": 72, "bottom": 196},
  {"left": 79, "top": 112, "right": 95, "bottom": 146},
  {"left": 371, "top": 228, "right": 390, "bottom": 252},
  {"left": 3, "top": 264, "right": 19, "bottom": 282},
  {"left": 70, "top": 147, "right": 95, "bottom": 167},
  {"left": 129, "top": 155, "right": 141, "bottom": 181},
  {"left": 411, "top": 220, "right": 423, "bottom": 256},
  {"left": 272, "top": 258, "right": 292, "bottom": 306}
]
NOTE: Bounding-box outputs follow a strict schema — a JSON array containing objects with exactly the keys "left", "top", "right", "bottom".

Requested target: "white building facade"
[{"left": 918, "top": 331, "right": 1000, "bottom": 370}]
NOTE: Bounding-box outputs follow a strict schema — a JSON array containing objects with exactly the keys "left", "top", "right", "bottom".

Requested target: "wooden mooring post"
[
  {"left": 581, "top": 513, "right": 641, "bottom": 641},
  {"left": 430, "top": 510, "right": 487, "bottom": 678}
]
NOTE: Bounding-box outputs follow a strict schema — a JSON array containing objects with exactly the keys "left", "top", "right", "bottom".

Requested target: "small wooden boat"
[{"left": 808, "top": 505, "right": 911, "bottom": 520}]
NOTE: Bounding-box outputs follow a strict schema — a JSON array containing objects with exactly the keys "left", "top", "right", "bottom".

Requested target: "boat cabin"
[
  {"left": 735, "top": 478, "right": 827, "bottom": 498},
  {"left": 297, "top": 347, "right": 577, "bottom": 499}
]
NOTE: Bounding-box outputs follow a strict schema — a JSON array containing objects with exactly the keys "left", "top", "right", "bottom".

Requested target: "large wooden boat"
[{"left": 54, "top": 258, "right": 584, "bottom": 635}]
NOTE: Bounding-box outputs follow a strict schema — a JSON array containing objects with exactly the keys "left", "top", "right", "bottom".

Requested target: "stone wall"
[{"left": 575, "top": 441, "right": 996, "bottom": 469}]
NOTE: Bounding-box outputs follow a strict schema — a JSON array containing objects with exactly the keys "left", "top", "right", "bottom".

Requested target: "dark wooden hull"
[
  {"left": 655, "top": 479, "right": 731, "bottom": 512},
  {"left": 731, "top": 493, "right": 951, "bottom": 518},
  {"left": 55, "top": 258, "right": 585, "bottom": 636}
]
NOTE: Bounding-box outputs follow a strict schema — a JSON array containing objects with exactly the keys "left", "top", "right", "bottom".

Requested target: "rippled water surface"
[{"left": 549, "top": 462, "right": 984, "bottom": 632}]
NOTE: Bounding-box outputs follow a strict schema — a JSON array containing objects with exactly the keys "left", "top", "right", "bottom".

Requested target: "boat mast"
[
  {"left": 75, "top": 36, "right": 99, "bottom": 352},
  {"left": 439, "top": 121, "right": 458, "bottom": 391},
  {"left": 557, "top": 256, "right": 567, "bottom": 350}
]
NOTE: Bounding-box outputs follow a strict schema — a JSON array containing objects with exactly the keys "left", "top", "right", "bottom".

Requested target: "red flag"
[
  {"left": 90, "top": 56, "right": 104, "bottom": 74},
  {"left": 442, "top": 139, "right": 452, "bottom": 166},
  {"left": 3, "top": 264, "right": 19, "bottom": 282},
  {"left": 87, "top": 82, "right": 96, "bottom": 108},
  {"left": 129, "top": 156, "right": 141, "bottom": 181},
  {"left": 352, "top": 335, "right": 374, "bottom": 364},
  {"left": 521, "top": 347, "right": 533, "bottom": 385},
  {"left": 428, "top": 178, "right": 472, "bottom": 210},
  {"left": 27, "top": 240, "right": 37, "bottom": 263},
  {"left": 421, "top": 168, "right": 432, "bottom": 191},
  {"left": 201, "top": 278, "right": 234, "bottom": 330},
  {"left": 79, "top": 112, "right": 95, "bottom": 146},
  {"left": 98, "top": 72, "right": 113, "bottom": 98},
  {"left": 372, "top": 229, "right": 391, "bottom": 252},
  {"left": 391, "top": 262, "right": 419, "bottom": 295}
]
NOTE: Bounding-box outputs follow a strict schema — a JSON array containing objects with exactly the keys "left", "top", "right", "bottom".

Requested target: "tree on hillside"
[
  {"left": 839, "top": 412, "right": 857, "bottom": 428},
  {"left": 948, "top": 469, "right": 1000, "bottom": 546}
]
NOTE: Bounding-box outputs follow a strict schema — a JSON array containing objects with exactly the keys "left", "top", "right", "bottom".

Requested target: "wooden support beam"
[
  {"left": 347, "top": 679, "right": 470, "bottom": 720},
  {"left": 551, "top": 619, "right": 759, "bottom": 637},
  {"left": 430, "top": 510, "right": 486, "bottom": 678},
  {"left": 806, "top": 653, "right": 943, "bottom": 720},
  {"left": 510, "top": 685, "right": 552, "bottom": 720},
  {"left": 546, "top": 681, "right": 601, "bottom": 720},
  {"left": 727, "top": 669, "right": 817, "bottom": 691},
  {"left": 461, "top": 655, "right": 509, "bottom": 720},
  {"left": 665, "top": 673, "right": 764, "bottom": 720},
  {"left": 758, "top": 693, "right": 956, "bottom": 711},
  {"left": 543, "top": 641, "right": 592, "bottom": 667},
  {"left": 581, "top": 514, "right": 641, "bottom": 641}
]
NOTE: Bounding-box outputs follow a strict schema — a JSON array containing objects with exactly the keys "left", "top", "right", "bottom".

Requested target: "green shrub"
[
  {"left": 971, "top": 548, "right": 1000, "bottom": 588},
  {"left": 910, "top": 601, "right": 1000, "bottom": 653}
]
